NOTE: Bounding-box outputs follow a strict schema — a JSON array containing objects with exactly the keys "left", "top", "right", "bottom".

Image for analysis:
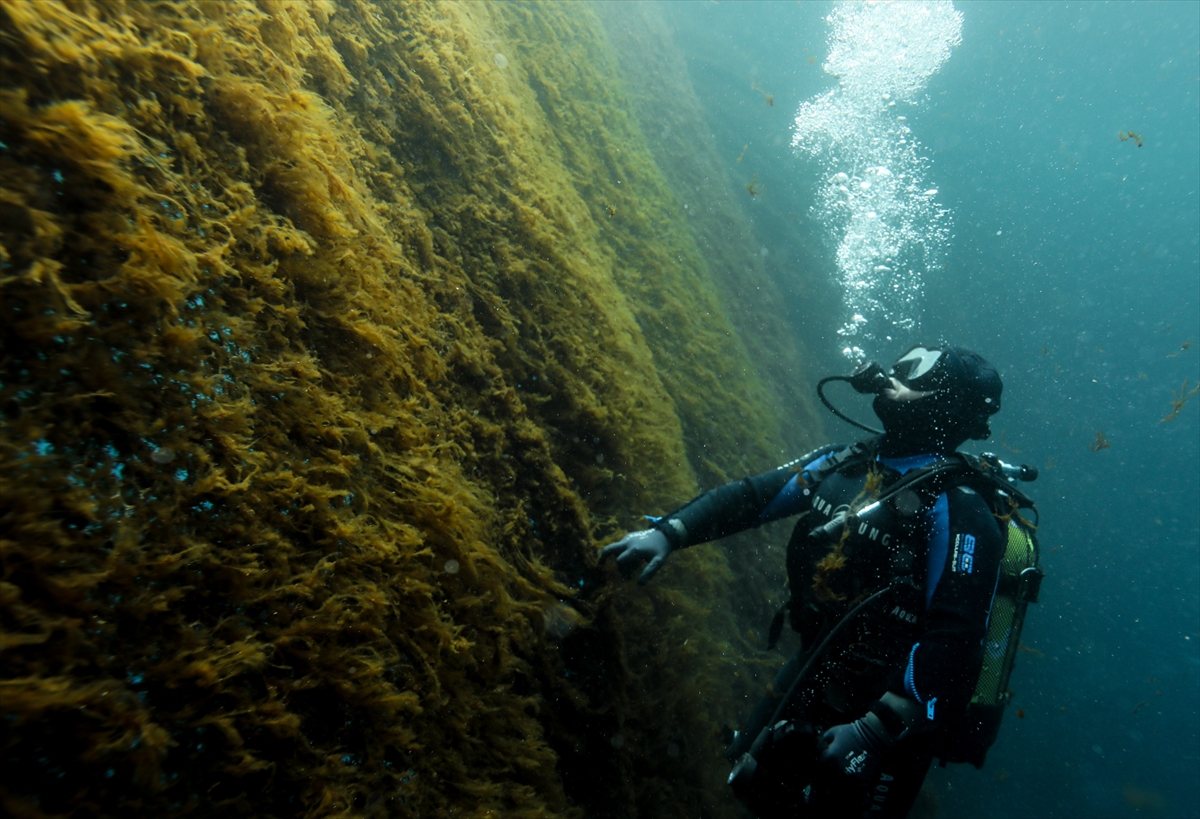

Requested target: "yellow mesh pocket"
[{"left": 972, "top": 522, "right": 1036, "bottom": 706}]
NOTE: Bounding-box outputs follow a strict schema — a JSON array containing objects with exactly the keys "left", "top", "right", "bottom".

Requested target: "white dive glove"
[{"left": 598, "top": 528, "right": 673, "bottom": 584}]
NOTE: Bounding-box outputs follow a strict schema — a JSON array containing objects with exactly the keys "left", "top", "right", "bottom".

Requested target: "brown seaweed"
[{"left": 0, "top": 2, "right": 823, "bottom": 817}]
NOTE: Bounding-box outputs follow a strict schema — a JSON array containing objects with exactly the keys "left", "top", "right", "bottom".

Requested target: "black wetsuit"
[{"left": 651, "top": 441, "right": 1006, "bottom": 818}]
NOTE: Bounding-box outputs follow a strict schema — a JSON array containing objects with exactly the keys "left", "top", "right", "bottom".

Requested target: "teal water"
[{"left": 660, "top": 2, "right": 1199, "bottom": 816}]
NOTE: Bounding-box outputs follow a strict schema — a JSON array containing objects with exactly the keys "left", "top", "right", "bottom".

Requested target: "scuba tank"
[{"left": 934, "top": 452, "right": 1043, "bottom": 768}]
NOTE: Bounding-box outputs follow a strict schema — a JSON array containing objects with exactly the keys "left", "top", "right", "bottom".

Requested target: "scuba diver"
[{"left": 599, "top": 344, "right": 1042, "bottom": 818}]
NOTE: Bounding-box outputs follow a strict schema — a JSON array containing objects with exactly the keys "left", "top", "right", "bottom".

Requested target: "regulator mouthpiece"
[{"left": 849, "top": 361, "right": 891, "bottom": 394}]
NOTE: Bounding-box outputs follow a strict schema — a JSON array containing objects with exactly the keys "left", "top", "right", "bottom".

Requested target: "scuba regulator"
[
  {"left": 817, "top": 357, "right": 1039, "bottom": 483},
  {"left": 815, "top": 360, "right": 891, "bottom": 434}
]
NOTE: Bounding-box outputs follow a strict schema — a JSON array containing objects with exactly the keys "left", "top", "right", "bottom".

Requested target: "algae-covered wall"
[{"left": 0, "top": 1, "right": 823, "bottom": 816}]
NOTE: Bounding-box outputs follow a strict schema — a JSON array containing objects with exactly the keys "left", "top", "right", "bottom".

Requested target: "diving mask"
[{"left": 889, "top": 345, "right": 952, "bottom": 393}]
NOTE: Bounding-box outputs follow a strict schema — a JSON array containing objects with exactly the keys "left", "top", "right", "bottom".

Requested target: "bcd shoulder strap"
[{"left": 766, "top": 445, "right": 1037, "bottom": 650}]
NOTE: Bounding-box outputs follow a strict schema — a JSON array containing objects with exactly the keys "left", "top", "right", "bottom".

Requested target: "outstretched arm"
[{"left": 599, "top": 446, "right": 841, "bottom": 583}]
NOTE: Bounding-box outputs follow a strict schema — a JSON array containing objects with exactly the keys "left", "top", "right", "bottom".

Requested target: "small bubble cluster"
[{"left": 792, "top": 1, "right": 962, "bottom": 354}]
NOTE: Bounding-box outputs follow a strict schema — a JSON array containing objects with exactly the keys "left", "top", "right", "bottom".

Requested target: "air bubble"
[{"left": 792, "top": 1, "right": 961, "bottom": 354}]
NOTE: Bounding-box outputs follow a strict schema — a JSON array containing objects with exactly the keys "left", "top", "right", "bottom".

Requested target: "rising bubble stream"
[{"left": 792, "top": 1, "right": 963, "bottom": 360}]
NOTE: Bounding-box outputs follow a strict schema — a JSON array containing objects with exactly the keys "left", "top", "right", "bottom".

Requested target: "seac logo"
[{"left": 952, "top": 533, "right": 976, "bottom": 574}]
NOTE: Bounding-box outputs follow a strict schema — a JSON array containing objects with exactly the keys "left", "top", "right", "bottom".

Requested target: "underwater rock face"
[{"left": 0, "top": 1, "right": 821, "bottom": 817}]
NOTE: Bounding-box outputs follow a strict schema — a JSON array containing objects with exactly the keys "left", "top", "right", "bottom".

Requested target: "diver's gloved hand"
[
  {"left": 817, "top": 711, "right": 895, "bottom": 787},
  {"left": 599, "top": 529, "right": 673, "bottom": 584},
  {"left": 818, "top": 693, "right": 921, "bottom": 786}
]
